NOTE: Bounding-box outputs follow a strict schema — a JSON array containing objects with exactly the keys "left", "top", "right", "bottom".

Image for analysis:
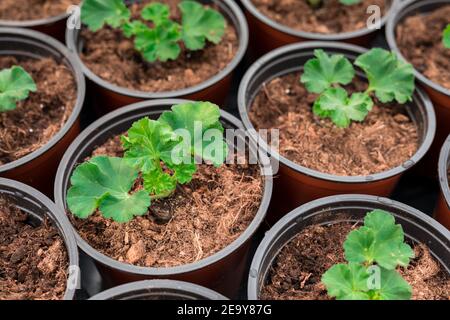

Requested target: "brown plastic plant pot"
[
  {"left": 0, "top": 28, "right": 85, "bottom": 197},
  {"left": 0, "top": 8, "right": 75, "bottom": 42},
  {"left": 386, "top": 0, "right": 450, "bottom": 176},
  {"left": 89, "top": 280, "right": 227, "bottom": 300},
  {"left": 65, "top": 0, "right": 249, "bottom": 114},
  {"left": 0, "top": 178, "right": 80, "bottom": 300},
  {"left": 240, "top": 0, "right": 398, "bottom": 58},
  {"left": 247, "top": 194, "right": 450, "bottom": 299},
  {"left": 238, "top": 41, "right": 436, "bottom": 224},
  {"left": 54, "top": 99, "right": 273, "bottom": 299},
  {"left": 436, "top": 134, "right": 450, "bottom": 230}
]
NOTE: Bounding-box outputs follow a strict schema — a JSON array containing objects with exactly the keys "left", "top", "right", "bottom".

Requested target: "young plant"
[
  {"left": 81, "top": 0, "right": 226, "bottom": 62},
  {"left": 306, "top": 0, "right": 361, "bottom": 8},
  {"left": 300, "top": 48, "right": 415, "bottom": 128},
  {"left": 67, "top": 102, "right": 228, "bottom": 223},
  {"left": 0, "top": 66, "right": 36, "bottom": 112},
  {"left": 322, "top": 210, "right": 415, "bottom": 300},
  {"left": 443, "top": 24, "right": 450, "bottom": 49}
]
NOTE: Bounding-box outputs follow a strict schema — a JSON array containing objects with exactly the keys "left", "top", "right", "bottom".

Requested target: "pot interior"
[{"left": 252, "top": 199, "right": 450, "bottom": 297}]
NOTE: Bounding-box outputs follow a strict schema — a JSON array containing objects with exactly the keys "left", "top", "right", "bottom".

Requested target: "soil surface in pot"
[
  {"left": 0, "top": 0, "right": 79, "bottom": 21},
  {"left": 79, "top": 0, "right": 239, "bottom": 92},
  {"left": 250, "top": 0, "right": 387, "bottom": 34},
  {"left": 0, "top": 56, "right": 77, "bottom": 165},
  {"left": 260, "top": 220, "right": 450, "bottom": 300},
  {"left": 396, "top": 5, "right": 450, "bottom": 90},
  {"left": 0, "top": 197, "right": 68, "bottom": 300},
  {"left": 249, "top": 72, "right": 419, "bottom": 176},
  {"left": 68, "top": 135, "right": 263, "bottom": 267}
]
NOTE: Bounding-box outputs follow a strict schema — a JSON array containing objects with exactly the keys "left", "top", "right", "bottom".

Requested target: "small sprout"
[
  {"left": 443, "top": 24, "right": 450, "bottom": 49},
  {"left": 67, "top": 102, "right": 228, "bottom": 223},
  {"left": 322, "top": 210, "right": 414, "bottom": 300},
  {"left": 0, "top": 66, "right": 37, "bottom": 112},
  {"left": 81, "top": 0, "right": 226, "bottom": 63},
  {"left": 301, "top": 48, "right": 415, "bottom": 128}
]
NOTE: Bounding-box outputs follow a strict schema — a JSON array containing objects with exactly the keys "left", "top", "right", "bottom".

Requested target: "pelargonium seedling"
[
  {"left": 306, "top": 0, "right": 361, "bottom": 8},
  {"left": 443, "top": 24, "right": 450, "bottom": 49},
  {"left": 300, "top": 48, "right": 415, "bottom": 128},
  {"left": 67, "top": 101, "right": 228, "bottom": 223},
  {"left": 81, "top": 0, "right": 226, "bottom": 62},
  {"left": 322, "top": 210, "right": 415, "bottom": 300},
  {"left": 0, "top": 66, "right": 37, "bottom": 112}
]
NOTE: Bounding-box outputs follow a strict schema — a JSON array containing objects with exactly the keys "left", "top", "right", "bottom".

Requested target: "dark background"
[{"left": 76, "top": 29, "right": 441, "bottom": 299}]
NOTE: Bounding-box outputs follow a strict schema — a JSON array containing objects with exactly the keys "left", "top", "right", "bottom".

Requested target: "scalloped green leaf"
[
  {"left": 322, "top": 263, "right": 371, "bottom": 300},
  {"left": 179, "top": 0, "right": 226, "bottom": 50},
  {"left": 313, "top": 87, "right": 373, "bottom": 128},
  {"left": 301, "top": 49, "right": 355, "bottom": 94},
  {"left": 67, "top": 156, "right": 150, "bottom": 223},
  {"left": 355, "top": 48, "right": 415, "bottom": 103},
  {"left": 0, "top": 66, "right": 36, "bottom": 112},
  {"left": 81, "top": 0, "right": 131, "bottom": 32}
]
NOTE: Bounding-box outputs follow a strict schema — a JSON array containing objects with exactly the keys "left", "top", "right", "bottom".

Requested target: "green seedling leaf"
[
  {"left": 355, "top": 48, "right": 415, "bottom": 104},
  {"left": 444, "top": 24, "right": 450, "bottom": 49},
  {"left": 179, "top": 0, "right": 226, "bottom": 50},
  {"left": 67, "top": 156, "right": 150, "bottom": 223},
  {"left": 301, "top": 49, "right": 355, "bottom": 94},
  {"left": 141, "top": 2, "right": 170, "bottom": 26},
  {"left": 0, "top": 66, "right": 37, "bottom": 112},
  {"left": 158, "top": 101, "right": 228, "bottom": 166},
  {"left": 143, "top": 169, "right": 177, "bottom": 196},
  {"left": 123, "top": 20, "right": 148, "bottom": 37},
  {"left": 121, "top": 117, "right": 180, "bottom": 174},
  {"left": 374, "top": 268, "right": 412, "bottom": 300},
  {"left": 340, "top": 0, "right": 362, "bottom": 5},
  {"left": 344, "top": 210, "right": 414, "bottom": 269},
  {"left": 133, "top": 20, "right": 182, "bottom": 62},
  {"left": 81, "top": 0, "right": 131, "bottom": 32},
  {"left": 313, "top": 87, "right": 373, "bottom": 128},
  {"left": 322, "top": 263, "right": 371, "bottom": 300}
]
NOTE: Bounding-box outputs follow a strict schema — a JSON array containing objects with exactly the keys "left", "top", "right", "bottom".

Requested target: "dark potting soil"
[
  {"left": 261, "top": 221, "right": 450, "bottom": 300},
  {"left": 79, "top": 0, "right": 239, "bottom": 92},
  {"left": 0, "top": 197, "right": 68, "bottom": 300},
  {"left": 396, "top": 5, "right": 450, "bottom": 90},
  {"left": 250, "top": 0, "right": 387, "bottom": 34},
  {"left": 0, "top": 0, "right": 79, "bottom": 21},
  {"left": 249, "top": 72, "right": 419, "bottom": 176},
  {"left": 69, "top": 135, "right": 263, "bottom": 268},
  {"left": 0, "top": 56, "right": 77, "bottom": 165}
]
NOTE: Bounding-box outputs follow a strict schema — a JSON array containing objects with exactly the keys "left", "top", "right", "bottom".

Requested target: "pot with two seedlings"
[
  {"left": 238, "top": 41, "right": 435, "bottom": 222},
  {"left": 54, "top": 99, "right": 272, "bottom": 298},
  {"left": 66, "top": 0, "right": 249, "bottom": 112}
]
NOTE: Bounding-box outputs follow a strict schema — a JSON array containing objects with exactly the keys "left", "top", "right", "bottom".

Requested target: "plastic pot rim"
[
  {"left": 0, "top": 177, "right": 79, "bottom": 300},
  {"left": 247, "top": 193, "right": 450, "bottom": 300},
  {"left": 54, "top": 98, "right": 273, "bottom": 277},
  {"left": 0, "top": 12, "right": 70, "bottom": 28},
  {"left": 237, "top": 40, "right": 436, "bottom": 184},
  {"left": 65, "top": 0, "right": 249, "bottom": 100},
  {"left": 89, "top": 279, "right": 228, "bottom": 300},
  {"left": 0, "top": 27, "right": 85, "bottom": 174},
  {"left": 240, "top": 0, "right": 398, "bottom": 41},
  {"left": 385, "top": 0, "right": 450, "bottom": 99},
  {"left": 438, "top": 135, "right": 450, "bottom": 210}
]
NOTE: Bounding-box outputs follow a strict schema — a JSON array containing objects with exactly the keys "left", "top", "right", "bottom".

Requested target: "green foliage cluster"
[
  {"left": 67, "top": 102, "right": 228, "bottom": 223},
  {"left": 81, "top": 0, "right": 226, "bottom": 62},
  {"left": 307, "top": 0, "right": 361, "bottom": 8},
  {"left": 444, "top": 24, "right": 450, "bottom": 49},
  {"left": 322, "top": 210, "right": 415, "bottom": 300},
  {"left": 0, "top": 66, "right": 36, "bottom": 112},
  {"left": 301, "top": 48, "right": 415, "bottom": 128}
]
